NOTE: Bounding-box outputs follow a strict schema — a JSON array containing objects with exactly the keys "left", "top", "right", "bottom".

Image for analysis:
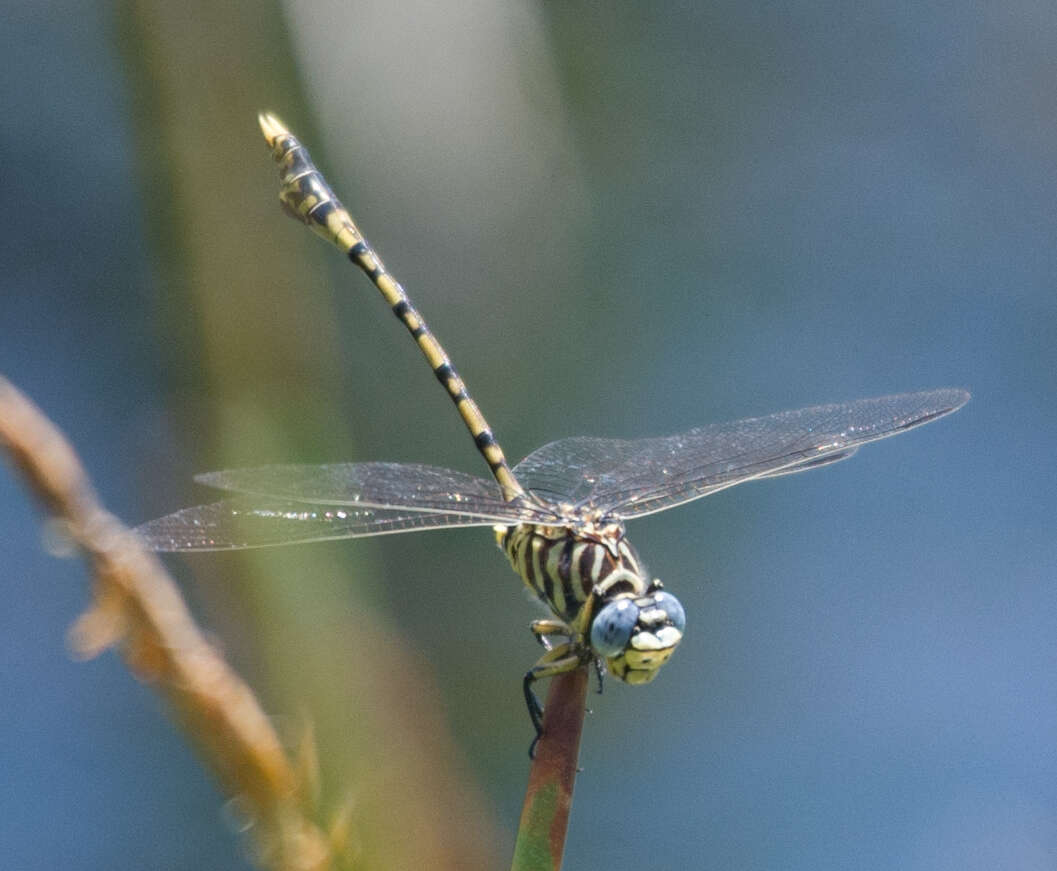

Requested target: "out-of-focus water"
[{"left": 2, "top": 2, "right": 1054, "bottom": 868}]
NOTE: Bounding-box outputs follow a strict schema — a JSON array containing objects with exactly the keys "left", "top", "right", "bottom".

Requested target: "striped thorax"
[{"left": 496, "top": 513, "right": 685, "bottom": 685}]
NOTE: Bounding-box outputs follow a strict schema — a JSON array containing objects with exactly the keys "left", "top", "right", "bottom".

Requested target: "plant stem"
[{"left": 510, "top": 666, "right": 589, "bottom": 871}]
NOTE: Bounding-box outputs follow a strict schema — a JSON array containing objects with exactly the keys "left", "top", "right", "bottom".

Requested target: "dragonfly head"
[{"left": 589, "top": 586, "right": 685, "bottom": 684}]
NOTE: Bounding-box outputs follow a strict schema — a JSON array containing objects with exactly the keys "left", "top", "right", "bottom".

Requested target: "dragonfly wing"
[
  {"left": 193, "top": 462, "right": 556, "bottom": 523},
  {"left": 757, "top": 447, "right": 859, "bottom": 478},
  {"left": 513, "top": 388, "right": 969, "bottom": 520},
  {"left": 136, "top": 498, "right": 506, "bottom": 552}
]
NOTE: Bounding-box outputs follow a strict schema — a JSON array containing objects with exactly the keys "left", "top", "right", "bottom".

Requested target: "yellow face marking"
[
  {"left": 624, "top": 646, "right": 676, "bottom": 669},
  {"left": 622, "top": 668, "right": 661, "bottom": 686}
]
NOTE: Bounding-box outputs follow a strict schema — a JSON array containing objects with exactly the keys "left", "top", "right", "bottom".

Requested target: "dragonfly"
[{"left": 138, "top": 113, "right": 970, "bottom": 752}]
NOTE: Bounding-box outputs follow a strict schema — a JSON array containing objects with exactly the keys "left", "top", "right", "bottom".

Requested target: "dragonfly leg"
[
  {"left": 529, "top": 618, "right": 572, "bottom": 651},
  {"left": 592, "top": 656, "right": 606, "bottom": 695},
  {"left": 523, "top": 642, "right": 586, "bottom": 757}
]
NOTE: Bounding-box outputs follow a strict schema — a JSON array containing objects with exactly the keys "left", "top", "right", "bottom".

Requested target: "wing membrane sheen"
[
  {"left": 136, "top": 498, "right": 507, "bottom": 551},
  {"left": 139, "top": 389, "right": 968, "bottom": 550},
  {"left": 513, "top": 388, "right": 969, "bottom": 519},
  {"left": 194, "top": 462, "right": 557, "bottom": 522}
]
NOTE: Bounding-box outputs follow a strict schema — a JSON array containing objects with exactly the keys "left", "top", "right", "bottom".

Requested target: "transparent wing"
[
  {"left": 136, "top": 499, "right": 506, "bottom": 552},
  {"left": 193, "top": 462, "right": 560, "bottom": 522},
  {"left": 513, "top": 388, "right": 969, "bottom": 520},
  {"left": 136, "top": 461, "right": 565, "bottom": 552}
]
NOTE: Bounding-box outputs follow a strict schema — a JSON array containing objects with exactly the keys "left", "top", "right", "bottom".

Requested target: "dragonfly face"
[{"left": 591, "top": 587, "right": 686, "bottom": 685}]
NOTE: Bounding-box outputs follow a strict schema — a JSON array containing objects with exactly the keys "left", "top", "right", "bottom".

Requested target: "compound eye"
[
  {"left": 590, "top": 599, "right": 640, "bottom": 657},
  {"left": 652, "top": 591, "right": 686, "bottom": 632}
]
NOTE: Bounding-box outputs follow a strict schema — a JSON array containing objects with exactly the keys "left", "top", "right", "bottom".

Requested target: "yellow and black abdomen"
[{"left": 258, "top": 112, "right": 524, "bottom": 502}]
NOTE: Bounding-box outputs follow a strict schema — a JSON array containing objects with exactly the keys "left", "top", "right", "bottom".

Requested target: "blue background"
[{"left": 2, "top": 1, "right": 1054, "bottom": 868}]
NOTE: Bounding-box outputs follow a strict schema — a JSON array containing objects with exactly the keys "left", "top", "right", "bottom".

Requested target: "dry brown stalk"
[{"left": 0, "top": 375, "right": 340, "bottom": 871}]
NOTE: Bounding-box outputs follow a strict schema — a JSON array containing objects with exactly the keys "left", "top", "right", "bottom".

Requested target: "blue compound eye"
[
  {"left": 590, "top": 599, "right": 640, "bottom": 657},
  {"left": 653, "top": 591, "right": 686, "bottom": 632}
]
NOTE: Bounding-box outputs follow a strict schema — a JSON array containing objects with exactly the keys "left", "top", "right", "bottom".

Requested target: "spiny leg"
[
  {"left": 530, "top": 618, "right": 602, "bottom": 721},
  {"left": 530, "top": 618, "right": 573, "bottom": 651},
  {"left": 257, "top": 112, "right": 525, "bottom": 502},
  {"left": 592, "top": 657, "right": 606, "bottom": 695}
]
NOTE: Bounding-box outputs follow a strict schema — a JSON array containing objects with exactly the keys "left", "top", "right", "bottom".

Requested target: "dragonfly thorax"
[
  {"left": 496, "top": 520, "right": 686, "bottom": 683},
  {"left": 497, "top": 520, "right": 646, "bottom": 622}
]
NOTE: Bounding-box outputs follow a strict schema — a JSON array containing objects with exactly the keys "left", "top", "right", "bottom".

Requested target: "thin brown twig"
[{"left": 0, "top": 375, "right": 338, "bottom": 871}]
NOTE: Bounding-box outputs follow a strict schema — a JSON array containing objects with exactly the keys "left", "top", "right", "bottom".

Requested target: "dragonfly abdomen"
[
  {"left": 258, "top": 112, "right": 525, "bottom": 502},
  {"left": 498, "top": 524, "right": 648, "bottom": 623}
]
